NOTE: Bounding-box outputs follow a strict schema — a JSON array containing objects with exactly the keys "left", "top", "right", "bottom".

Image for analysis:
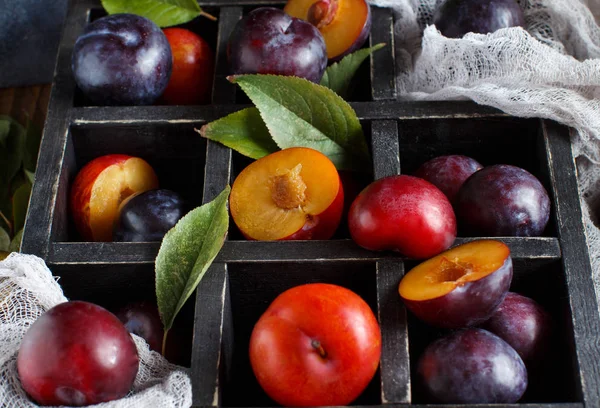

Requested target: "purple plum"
[
  {"left": 227, "top": 7, "right": 328, "bottom": 83},
  {"left": 116, "top": 301, "right": 164, "bottom": 353},
  {"left": 413, "top": 155, "right": 483, "bottom": 203},
  {"left": 418, "top": 328, "right": 528, "bottom": 403},
  {"left": 433, "top": 0, "right": 525, "bottom": 38},
  {"left": 455, "top": 164, "right": 551, "bottom": 237}
]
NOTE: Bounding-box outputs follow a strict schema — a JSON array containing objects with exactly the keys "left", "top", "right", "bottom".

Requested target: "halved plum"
[{"left": 399, "top": 240, "right": 512, "bottom": 329}]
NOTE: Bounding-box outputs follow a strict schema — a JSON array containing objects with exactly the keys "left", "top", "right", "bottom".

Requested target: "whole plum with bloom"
[
  {"left": 433, "top": 0, "right": 525, "bottom": 38},
  {"left": 482, "top": 292, "right": 553, "bottom": 364},
  {"left": 455, "top": 164, "right": 551, "bottom": 237},
  {"left": 414, "top": 155, "right": 483, "bottom": 203},
  {"left": 418, "top": 328, "right": 527, "bottom": 403},
  {"left": 161, "top": 28, "right": 215, "bottom": 105},
  {"left": 17, "top": 301, "right": 139, "bottom": 406},
  {"left": 72, "top": 14, "right": 172, "bottom": 106},
  {"left": 114, "top": 189, "right": 188, "bottom": 242},
  {"left": 348, "top": 175, "right": 456, "bottom": 259},
  {"left": 249, "top": 283, "right": 381, "bottom": 406},
  {"left": 116, "top": 301, "right": 164, "bottom": 353},
  {"left": 227, "top": 7, "right": 327, "bottom": 83}
]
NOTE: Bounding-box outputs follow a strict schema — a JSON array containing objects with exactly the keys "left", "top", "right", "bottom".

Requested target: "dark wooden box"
[{"left": 21, "top": 0, "right": 600, "bottom": 407}]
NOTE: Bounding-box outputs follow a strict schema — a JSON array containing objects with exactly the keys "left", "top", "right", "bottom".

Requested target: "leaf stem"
[
  {"left": 0, "top": 211, "right": 12, "bottom": 236},
  {"left": 162, "top": 329, "right": 170, "bottom": 357},
  {"left": 199, "top": 11, "right": 217, "bottom": 21}
]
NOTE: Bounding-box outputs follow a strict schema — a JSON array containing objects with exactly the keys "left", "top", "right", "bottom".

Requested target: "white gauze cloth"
[
  {"left": 369, "top": 0, "right": 600, "bottom": 308},
  {"left": 0, "top": 252, "right": 193, "bottom": 408}
]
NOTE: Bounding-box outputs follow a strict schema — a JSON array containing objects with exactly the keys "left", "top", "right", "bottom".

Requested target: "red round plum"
[
  {"left": 433, "top": 0, "right": 525, "bottom": 38},
  {"left": 72, "top": 14, "right": 172, "bottom": 106},
  {"left": 418, "top": 328, "right": 528, "bottom": 404},
  {"left": 17, "top": 301, "right": 139, "bottom": 406},
  {"left": 455, "top": 164, "right": 551, "bottom": 237},
  {"left": 348, "top": 175, "right": 456, "bottom": 259},
  {"left": 116, "top": 301, "right": 164, "bottom": 353},
  {"left": 481, "top": 292, "right": 553, "bottom": 365},
  {"left": 227, "top": 7, "right": 328, "bottom": 83},
  {"left": 414, "top": 155, "right": 483, "bottom": 203}
]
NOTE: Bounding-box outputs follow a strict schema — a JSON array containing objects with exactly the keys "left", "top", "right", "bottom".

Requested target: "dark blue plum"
[
  {"left": 413, "top": 155, "right": 483, "bottom": 203},
  {"left": 72, "top": 14, "right": 172, "bottom": 106},
  {"left": 433, "top": 0, "right": 525, "bottom": 38},
  {"left": 455, "top": 164, "right": 550, "bottom": 237},
  {"left": 227, "top": 7, "right": 327, "bottom": 83},
  {"left": 116, "top": 301, "right": 164, "bottom": 353},
  {"left": 418, "top": 328, "right": 528, "bottom": 403},
  {"left": 114, "top": 189, "right": 187, "bottom": 242}
]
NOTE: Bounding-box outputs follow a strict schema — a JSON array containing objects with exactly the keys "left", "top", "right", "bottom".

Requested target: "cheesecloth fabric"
[
  {"left": 368, "top": 0, "right": 600, "bottom": 309},
  {"left": 0, "top": 252, "right": 193, "bottom": 407}
]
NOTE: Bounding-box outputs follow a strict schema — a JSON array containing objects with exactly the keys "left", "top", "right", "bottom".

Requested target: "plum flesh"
[
  {"left": 418, "top": 328, "right": 528, "bottom": 403},
  {"left": 413, "top": 155, "right": 483, "bottom": 203},
  {"left": 72, "top": 14, "right": 172, "bottom": 106},
  {"left": 455, "top": 164, "right": 551, "bottom": 237},
  {"left": 433, "top": 0, "right": 525, "bottom": 38},
  {"left": 227, "top": 7, "right": 328, "bottom": 83}
]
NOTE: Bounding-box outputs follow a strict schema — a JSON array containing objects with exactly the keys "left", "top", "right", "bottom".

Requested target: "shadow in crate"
[
  {"left": 222, "top": 261, "right": 381, "bottom": 407},
  {"left": 405, "top": 257, "right": 581, "bottom": 404},
  {"left": 73, "top": 7, "right": 220, "bottom": 108},
  {"left": 50, "top": 263, "right": 195, "bottom": 368},
  {"left": 51, "top": 123, "right": 207, "bottom": 243},
  {"left": 399, "top": 116, "right": 558, "bottom": 238}
]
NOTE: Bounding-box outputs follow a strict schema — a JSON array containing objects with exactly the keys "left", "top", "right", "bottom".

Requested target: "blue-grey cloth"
[{"left": 0, "top": 0, "right": 69, "bottom": 88}]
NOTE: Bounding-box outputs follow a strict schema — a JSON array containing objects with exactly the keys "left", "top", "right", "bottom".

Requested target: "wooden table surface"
[{"left": 0, "top": 85, "right": 52, "bottom": 130}]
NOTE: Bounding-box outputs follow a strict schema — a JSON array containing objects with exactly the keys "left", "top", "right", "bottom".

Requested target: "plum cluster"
[{"left": 398, "top": 240, "right": 553, "bottom": 404}]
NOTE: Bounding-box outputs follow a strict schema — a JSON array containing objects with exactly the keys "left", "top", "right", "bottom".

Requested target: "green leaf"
[
  {"left": 12, "top": 182, "right": 31, "bottom": 234},
  {"left": 0, "top": 116, "right": 26, "bottom": 194},
  {"left": 9, "top": 229, "right": 23, "bottom": 253},
  {"left": 230, "top": 75, "right": 371, "bottom": 172},
  {"left": 155, "top": 185, "right": 230, "bottom": 337},
  {"left": 24, "top": 169, "right": 35, "bottom": 185},
  {"left": 320, "top": 43, "right": 386, "bottom": 99},
  {"left": 0, "top": 227, "right": 9, "bottom": 252},
  {"left": 23, "top": 119, "right": 42, "bottom": 173},
  {"left": 101, "top": 0, "right": 204, "bottom": 27},
  {"left": 196, "top": 107, "right": 278, "bottom": 160}
]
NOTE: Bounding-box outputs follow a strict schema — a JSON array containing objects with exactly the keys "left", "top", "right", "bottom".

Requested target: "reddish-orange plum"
[
  {"left": 160, "top": 28, "right": 215, "bottom": 105},
  {"left": 348, "top": 175, "right": 456, "bottom": 259},
  {"left": 69, "top": 154, "right": 159, "bottom": 242},
  {"left": 399, "top": 240, "right": 513, "bottom": 329},
  {"left": 249, "top": 283, "right": 381, "bottom": 406},
  {"left": 230, "top": 147, "right": 344, "bottom": 241}
]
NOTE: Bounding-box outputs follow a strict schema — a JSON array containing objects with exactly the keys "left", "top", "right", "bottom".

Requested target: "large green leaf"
[
  {"left": 9, "top": 229, "right": 23, "bottom": 253},
  {"left": 320, "top": 43, "right": 386, "bottom": 99},
  {"left": 0, "top": 228, "right": 9, "bottom": 252},
  {"left": 229, "top": 75, "right": 371, "bottom": 171},
  {"left": 12, "top": 182, "right": 31, "bottom": 234},
  {"left": 0, "top": 116, "right": 26, "bottom": 194},
  {"left": 196, "top": 107, "right": 278, "bottom": 160},
  {"left": 101, "top": 0, "right": 203, "bottom": 27},
  {"left": 155, "top": 185, "right": 230, "bottom": 351}
]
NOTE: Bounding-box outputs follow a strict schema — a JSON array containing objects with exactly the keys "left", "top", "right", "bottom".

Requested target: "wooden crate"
[{"left": 21, "top": 0, "right": 600, "bottom": 407}]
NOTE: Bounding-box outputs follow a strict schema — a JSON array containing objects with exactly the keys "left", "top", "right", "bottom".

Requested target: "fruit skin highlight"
[
  {"left": 17, "top": 301, "right": 139, "bottom": 406},
  {"left": 69, "top": 154, "right": 159, "bottom": 242},
  {"left": 399, "top": 240, "right": 512, "bottom": 329},
  {"left": 227, "top": 7, "right": 328, "bottom": 83},
  {"left": 417, "top": 328, "right": 528, "bottom": 404},
  {"left": 249, "top": 283, "right": 381, "bottom": 406},
  {"left": 230, "top": 147, "right": 344, "bottom": 241},
  {"left": 284, "top": 0, "right": 372, "bottom": 61},
  {"left": 348, "top": 175, "right": 456, "bottom": 259}
]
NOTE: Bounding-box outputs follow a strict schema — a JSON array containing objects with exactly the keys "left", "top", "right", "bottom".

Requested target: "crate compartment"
[
  {"left": 50, "top": 263, "right": 195, "bottom": 368},
  {"left": 51, "top": 122, "right": 207, "bottom": 242},
  {"left": 398, "top": 116, "right": 557, "bottom": 237},
  {"left": 405, "top": 258, "right": 580, "bottom": 405},
  {"left": 73, "top": 7, "right": 220, "bottom": 107},
  {"left": 221, "top": 261, "right": 380, "bottom": 406}
]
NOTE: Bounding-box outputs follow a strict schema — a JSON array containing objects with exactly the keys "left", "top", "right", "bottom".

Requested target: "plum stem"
[
  {"left": 162, "top": 329, "right": 170, "bottom": 357},
  {"left": 0, "top": 210, "right": 12, "bottom": 236},
  {"left": 199, "top": 11, "right": 218, "bottom": 22},
  {"left": 311, "top": 339, "right": 327, "bottom": 359}
]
